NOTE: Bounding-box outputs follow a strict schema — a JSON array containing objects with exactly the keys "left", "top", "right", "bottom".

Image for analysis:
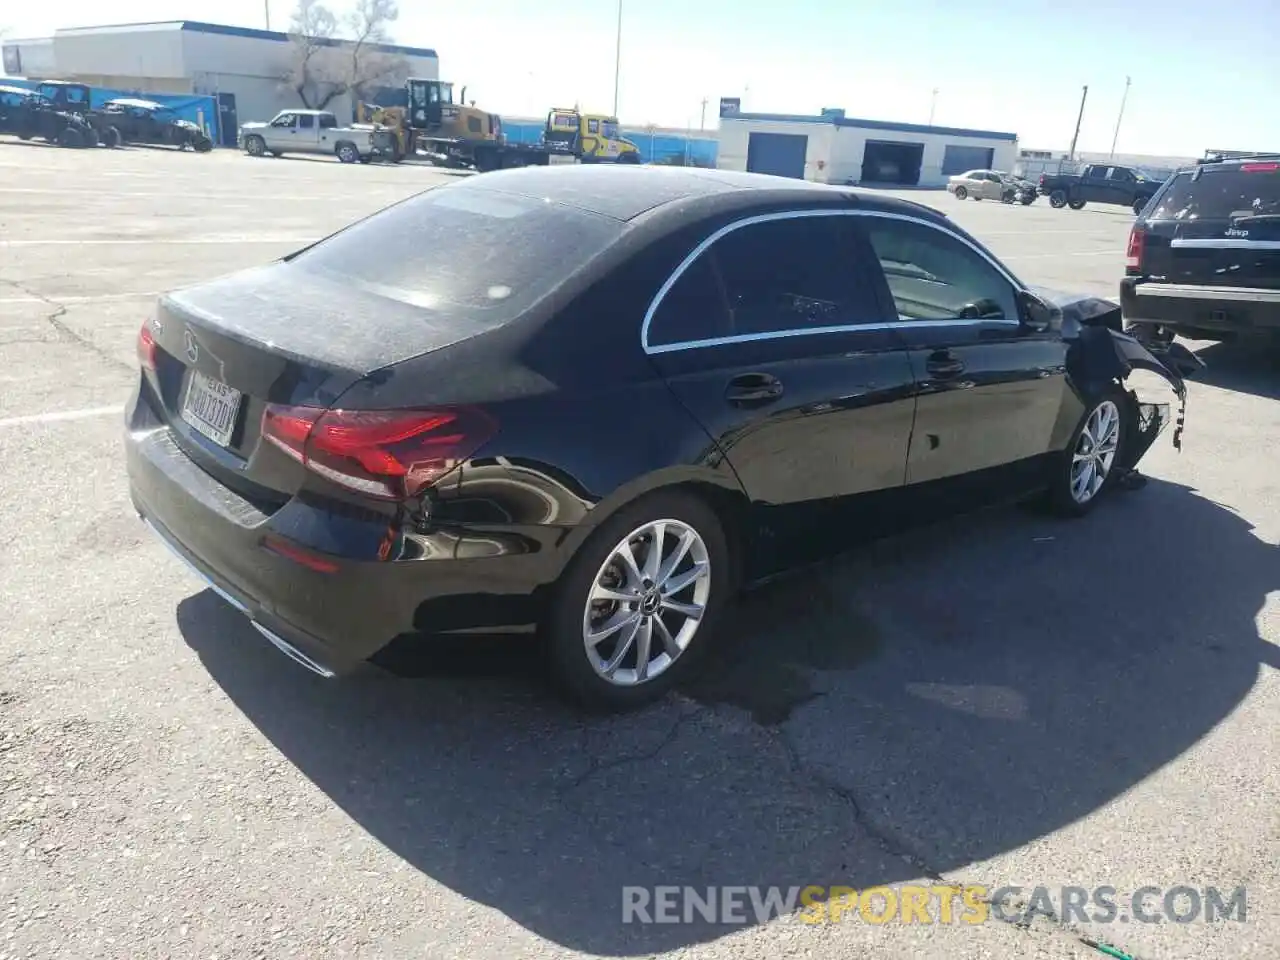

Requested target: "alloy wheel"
[
  {"left": 582, "top": 518, "right": 711, "bottom": 686},
  {"left": 1070, "top": 400, "right": 1120, "bottom": 504}
]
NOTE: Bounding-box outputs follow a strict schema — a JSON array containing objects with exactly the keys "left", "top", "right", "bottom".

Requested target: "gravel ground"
[{"left": 1, "top": 143, "right": 1277, "bottom": 960}]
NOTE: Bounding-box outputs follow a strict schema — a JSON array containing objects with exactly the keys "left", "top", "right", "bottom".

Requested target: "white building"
[
  {"left": 716, "top": 109, "right": 1018, "bottom": 187},
  {"left": 1, "top": 20, "right": 438, "bottom": 146}
]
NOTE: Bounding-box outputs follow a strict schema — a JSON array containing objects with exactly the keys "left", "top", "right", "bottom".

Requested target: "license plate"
[{"left": 181, "top": 370, "right": 242, "bottom": 447}]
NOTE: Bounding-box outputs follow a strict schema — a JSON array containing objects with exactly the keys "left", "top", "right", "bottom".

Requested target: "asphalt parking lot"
[{"left": 2, "top": 143, "right": 1278, "bottom": 960}]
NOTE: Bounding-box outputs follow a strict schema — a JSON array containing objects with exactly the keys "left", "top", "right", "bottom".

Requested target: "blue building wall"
[
  {"left": 6, "top": 78, "right": 220, "bottom": 143},
  {"left": 500, "top": 119, "right": 718, "bottom": 166}
]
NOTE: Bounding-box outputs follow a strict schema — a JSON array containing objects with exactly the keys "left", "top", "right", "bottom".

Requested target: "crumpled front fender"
[{"left": 1037, "top": 286, "right": 1205, "bottom": 457}]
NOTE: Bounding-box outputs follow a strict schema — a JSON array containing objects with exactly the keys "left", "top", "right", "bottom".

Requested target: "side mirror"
[{"left": 1016, "top": 290, "right": 1056, "bottom": 333}]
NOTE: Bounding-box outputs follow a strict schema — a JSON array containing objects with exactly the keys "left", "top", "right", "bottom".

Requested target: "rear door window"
[
  {"left": 711, "top": 216, "right": 868, "bottom": 336},
  {"left": 298, "top": 113, "right": 315, "bottom": 129},
  {"left": 1149, "top": 164, "right": 1280, "bottom": 222},
  {"left": 287, "top": 183, "right": 623, "bottom": 316},
  {"left": 646, "top": 214, "right": 875, "bottom": 349}
]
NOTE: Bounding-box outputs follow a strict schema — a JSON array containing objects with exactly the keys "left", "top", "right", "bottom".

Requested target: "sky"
[{"left": 3, "top": 0, "right": 1278, "bottom": 157}]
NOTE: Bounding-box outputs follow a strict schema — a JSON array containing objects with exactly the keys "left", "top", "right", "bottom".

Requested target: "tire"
[
  {"left": 1049, "top": 189, "right": 1067, "bottom": 208},
  {"left": 1068, "top": 199, "right": 1087, "bottom": 210},
  {"left": 544, "top": 489, "right": 733, "bottom": 712},
  {"left": 335, "top": 142, "right": 359, "bottom": 164},
  {"left": 1047, "top": 390, "right": 1128, "bottom": 518},
  {"left": 953, "top": 186, "right": 968, "bottom": 200},
  {"left": 57, "top": 127, "right": 83, "bottom": 148},
  {"left": 1021, "top": 194, "right": 1036, "bottom": 205},
  {"left": 194, "top": 137, "right": 213, "bottom": 153},
  {"left": 1126, "top": 322, "right": 1174, "bottom": 351},
  {"left": 102, "top": 126, "right": 122, "bottom": 148},
  {"left": 473, "top": 146, "right": 500, "bottom": 172},
  {"left": 244, "top": 134, "right": 266, "bottom": 157}
]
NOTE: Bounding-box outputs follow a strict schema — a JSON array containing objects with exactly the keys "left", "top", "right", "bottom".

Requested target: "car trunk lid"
[
  {"left": 1140, "top": 162, "right": 1280, "bottom": 289},
  {"left": 145, "top": 261, "right": 513, "bottom": 501}
]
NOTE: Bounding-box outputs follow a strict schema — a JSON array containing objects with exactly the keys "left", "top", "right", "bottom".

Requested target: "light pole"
[
  {"left": 264, "top": 0, "right": 271, "bottom": 30},
  {"left": 1110, "top": 76, "right": 1131, "bottom": 159},
  {"left": 928, "top": 88, "right": 938, "bottom": 125},
  {"left": 612, "top": 0, "right": 623, "bottom": 117},
  {"left": 1068, "top": 84, "right": 1088, "bottom": 163}
]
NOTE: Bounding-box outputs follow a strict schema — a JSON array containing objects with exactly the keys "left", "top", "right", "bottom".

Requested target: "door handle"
[
  {"left": 925, "top": 352, "right": 965, "bottom": 377},
  {"left": 725, "top": 372, "right": 783, "bottom": 405}
]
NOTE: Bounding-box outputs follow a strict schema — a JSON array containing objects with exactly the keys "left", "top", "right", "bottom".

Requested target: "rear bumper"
[
  {"left": 1120, "top": 278, "right": 1280, "bottom": 334},
  {"left": 124, "top": 382, "right": 549, "bottom": 677}
]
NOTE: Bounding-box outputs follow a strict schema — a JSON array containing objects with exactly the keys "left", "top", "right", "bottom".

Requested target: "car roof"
[
  {"left": 447, "top": 163, "right": 947, "bottom": 225},
  {"left": 0, "top": 85, "right": 34, "bottom": 96}
]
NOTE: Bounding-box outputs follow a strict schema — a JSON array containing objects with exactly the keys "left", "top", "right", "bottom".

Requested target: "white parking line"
[
  {"left": 0, "top": 292, "right": 159, "bottom": 305},
  {"left": 0, "top": 405, "right": 122, "bottom": 429},
  {"left": 0, "top": 187, "right": 382, "bottom": 201},
  {"left": 0, "top": 237, "right": 313, "bottom": 246},
  {"left": 1001, "top": 250, "right": 1124, "bottom": 259}
]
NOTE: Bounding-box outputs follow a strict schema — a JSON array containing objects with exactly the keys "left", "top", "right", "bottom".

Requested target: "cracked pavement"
[{"left": 2, "top": 144, "right": 1279, "bottom": 960}]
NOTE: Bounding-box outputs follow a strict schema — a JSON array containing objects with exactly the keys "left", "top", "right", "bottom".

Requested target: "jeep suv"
[{"left": 1121, "top": 154, "right": 1280, "bottom": 345}]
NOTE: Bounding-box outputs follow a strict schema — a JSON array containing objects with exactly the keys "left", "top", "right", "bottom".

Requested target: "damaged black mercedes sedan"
[{"left": 124, "top": 165, "right": 1202, "bottom": 711}]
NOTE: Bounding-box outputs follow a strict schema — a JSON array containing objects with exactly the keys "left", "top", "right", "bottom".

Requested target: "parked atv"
[
  {"left": 101, "top": 98, "right": 214, "bottom": 151},
  {"left": 0, "top": 85, "right": 97, "bottom": 147},
  {"left": 31, "top": 80, "right": 114, "bottom": 145}
]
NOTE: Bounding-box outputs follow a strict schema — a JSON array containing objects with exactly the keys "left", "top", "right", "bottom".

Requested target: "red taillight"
[
  {"left": 1038, "top": 174, "right": 1046, "bottom": 186},
  {"left": 261, "top": 404, "right": 496, "bottom": 500},
  {"left": 1241, "top": 162, "right": 1279, "bottom": 173},
  {"left": 1125, "top": 226, "right": 1145, "bottom": 273},
  {"left": 137, "top": 322, "right": 157, "bottom": 371}
]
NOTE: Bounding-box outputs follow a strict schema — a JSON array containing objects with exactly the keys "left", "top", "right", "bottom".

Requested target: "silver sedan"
[{"left": 946, "top": 169, "right": 1010, "bottom": 201}]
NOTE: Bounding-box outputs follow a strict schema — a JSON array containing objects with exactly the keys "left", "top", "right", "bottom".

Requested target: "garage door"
[
  {"left": 941, "top": 145, "right": 994, "bottom": 176},
  {"left": 746, "top": 132, "right": 808, "bottom": 179},
  {"left": 861, "top": 140, "right": 925, "bottom": 185}
]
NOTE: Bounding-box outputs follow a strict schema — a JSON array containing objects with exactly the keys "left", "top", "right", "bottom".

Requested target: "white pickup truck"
[{"left": 238, "top": 109, "right": 387, "bottom": 163}]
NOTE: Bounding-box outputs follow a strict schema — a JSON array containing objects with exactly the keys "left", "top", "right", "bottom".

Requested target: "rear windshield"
[
  {"left": 287, "top": 184, "right": 623, "bottom": 315},
  {"left": 1148, "top": 164, "right": 1280, "bottom": 221}
]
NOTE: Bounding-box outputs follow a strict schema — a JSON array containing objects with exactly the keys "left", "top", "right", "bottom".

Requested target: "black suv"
[{"left": 1121, "top": 154, "right": 1280, "bottom": 345}]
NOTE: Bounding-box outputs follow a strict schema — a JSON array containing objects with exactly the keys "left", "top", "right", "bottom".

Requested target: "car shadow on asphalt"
[
  {"left": 1191, "top": 341, "right": 1280, "bottom": 400},
  {"left": 177, "top": 478, "right": 1279, "bottom": 954}
]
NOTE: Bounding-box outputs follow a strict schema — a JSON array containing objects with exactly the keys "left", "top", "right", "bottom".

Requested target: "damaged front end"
[{"left": 1030, "top": 287, "right": 1205, "bottom": 468}]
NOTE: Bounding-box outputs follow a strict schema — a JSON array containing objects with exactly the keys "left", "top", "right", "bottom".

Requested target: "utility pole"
[
  {"left": 612, "top": 0, "right": 623, "bottom": 117},
  {"left": 1109, "top": 76, "right": 1131, "bottom": 158},
  {"left": 1068, "top": 84, "right": 1088, "bottom": 162},
  {"left": 700, "top": 97, "right": 707, "bottom": 131},
  {"left": 928, "top": 88, "right": 938, "bottom": 126}
]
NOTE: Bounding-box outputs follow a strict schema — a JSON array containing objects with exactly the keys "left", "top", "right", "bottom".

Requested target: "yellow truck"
[
  {"left": 543, "top": 108, "right": 640, "bottom": 163},
  {"left": 357, "top": 82, "right": 642, "bottom": 171}
]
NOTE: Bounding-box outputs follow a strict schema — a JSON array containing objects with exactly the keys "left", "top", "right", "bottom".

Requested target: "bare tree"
[
  {"left": 284, "top": 0, "right": 343, "bottom": 109},
  {"left": 282, "top": 0, "right": 407, "bottom": 111},
  {"left": 342, "top": 0, "right": 408, "bottom": 102}
]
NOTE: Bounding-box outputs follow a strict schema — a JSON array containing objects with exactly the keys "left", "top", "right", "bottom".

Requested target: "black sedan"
[{"left": 125, "top": 165, "right": 1201, "bottom": 711}]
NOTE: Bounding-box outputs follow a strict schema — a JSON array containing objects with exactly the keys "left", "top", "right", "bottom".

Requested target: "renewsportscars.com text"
[{"left": 621, "top": 884, "right": 1248, "bottom": 926}]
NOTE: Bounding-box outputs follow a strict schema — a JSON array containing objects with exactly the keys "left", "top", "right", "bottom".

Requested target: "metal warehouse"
[
  {"left": 716, "top": 107, "right": 1018, "bottom": 187},
  {"left": 2, "top": 21, "right": 439, "bottom": 146}
]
